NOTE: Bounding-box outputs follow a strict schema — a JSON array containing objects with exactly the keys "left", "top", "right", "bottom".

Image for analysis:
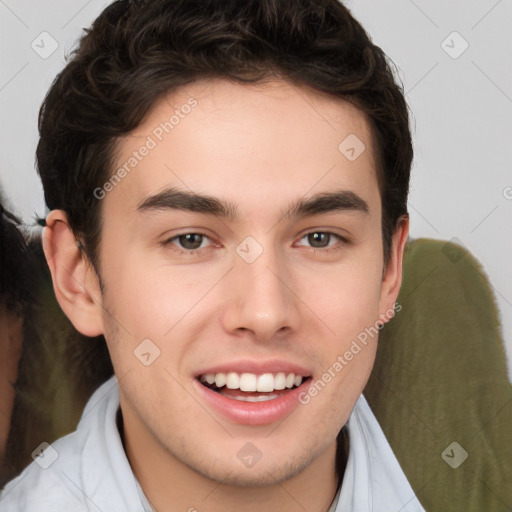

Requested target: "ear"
[
  {"left": 42, "top": 210, "right": 104, "bottom": 337},
  {"left": 378, "top": 215, "right": 409, "bottom": 324}
]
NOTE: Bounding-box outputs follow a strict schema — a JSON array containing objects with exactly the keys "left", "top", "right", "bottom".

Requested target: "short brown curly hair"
[{"left": 37, "top": 0, "right": 413, "bottom": 269}]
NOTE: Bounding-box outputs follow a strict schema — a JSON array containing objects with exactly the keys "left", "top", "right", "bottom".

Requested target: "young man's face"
[{"left": 49, "top": 78, "right": 407, "bottom": 491}]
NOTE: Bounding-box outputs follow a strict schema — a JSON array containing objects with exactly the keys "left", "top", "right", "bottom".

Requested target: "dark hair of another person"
[
  {"left": 0, "top": 204, "right": 33, "bottom": 316},
  {"left": 0, "top": 202, "right": 34, "bottom": 487},
  {"left": 0, "top": 202, "right": 113, "bottom": 486},
  {"left": 37, "top": 0, "right": 413, "bottom": 270}
]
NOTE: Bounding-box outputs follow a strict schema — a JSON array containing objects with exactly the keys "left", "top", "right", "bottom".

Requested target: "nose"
[{"left": 220, "top": 244, "right": 301, "bottom": 342}]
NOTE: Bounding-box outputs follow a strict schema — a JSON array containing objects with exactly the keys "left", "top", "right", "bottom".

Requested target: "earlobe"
[
  {"left": 378, "top": 216, "right": 409, "bottom": 323},
  {"left": 42, "top": 210, "right": 104, "bottom": 337}
]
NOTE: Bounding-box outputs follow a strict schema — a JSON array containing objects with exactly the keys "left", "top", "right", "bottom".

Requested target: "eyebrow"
[
  {"left": 137, "top": 187, "right": 369, "bottom": 220},
  {"left": 137, "top": 188, "right": 238, "bottom": 218},
  {"left": 283, "top": 190, "right": 369, "bottom": 219}
]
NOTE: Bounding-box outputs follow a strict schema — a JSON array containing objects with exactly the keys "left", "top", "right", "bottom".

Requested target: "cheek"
[
  {"left": 99, "top": 251, "right": 229, "bottom": 373},
  {"left": 102, "top": 253, "right": 205, "bottom": 333},
  {"left": 297, "top": 260, "right": 382, "bottom": 416},
  {"left": 295, "top": 257, "right": 383, "bottom": 342}
]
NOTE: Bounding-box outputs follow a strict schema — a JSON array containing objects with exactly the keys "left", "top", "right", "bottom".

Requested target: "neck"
[{"left": 118, "top": 410, "right": 347, "bottom": 512}]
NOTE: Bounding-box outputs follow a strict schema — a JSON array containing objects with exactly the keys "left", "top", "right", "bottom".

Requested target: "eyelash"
[
  {"left": 297, "top": 232, "right": 348, "bottom": 253},
  {"left": 167, "top": 232, "right": 212, "bottom": 253},
  {"left": 162, "top": 231, "right": 348, "bottom": 255}
]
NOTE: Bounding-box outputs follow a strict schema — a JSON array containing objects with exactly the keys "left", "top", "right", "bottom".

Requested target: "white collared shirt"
[{"left": 0, "top": 376, "right": 425, "bottom": 511}]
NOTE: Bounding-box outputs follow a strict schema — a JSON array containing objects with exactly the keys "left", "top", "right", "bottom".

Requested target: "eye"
[
  {"left": 166, "top": 232, "right": 213, "bottom": 251},
  {"left": 297, "top": 231, "right": 345, "bottom": 249}
]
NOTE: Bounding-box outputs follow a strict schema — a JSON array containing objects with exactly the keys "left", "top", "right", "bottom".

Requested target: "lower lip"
[{"left": 193, "top": 379, "right": 310, "bottom": 426}]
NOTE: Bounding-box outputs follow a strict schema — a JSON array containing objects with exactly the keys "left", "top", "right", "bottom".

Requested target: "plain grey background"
[{"left": 1, "top": 0, "right": 511, "bottom": 379}]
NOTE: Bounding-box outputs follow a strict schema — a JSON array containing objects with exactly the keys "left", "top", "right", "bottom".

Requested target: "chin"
[{"left": 186, "top": 442, "right": 320, "bottom": 488}]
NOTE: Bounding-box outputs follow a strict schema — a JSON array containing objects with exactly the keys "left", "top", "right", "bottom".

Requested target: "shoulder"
[
  {"left": 341, "top": 394, "right": 426, "bottom": 512},
  {"left": 0, "top": 435, "right": 86, "bottom": 510},
  {"left": 0, "top": 377, "right": 121, "bottom": 512}
]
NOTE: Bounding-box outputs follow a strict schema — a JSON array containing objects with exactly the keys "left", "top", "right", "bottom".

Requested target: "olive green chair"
[{"left": 365, "top": 238, "right": 512, "bottom": 511}]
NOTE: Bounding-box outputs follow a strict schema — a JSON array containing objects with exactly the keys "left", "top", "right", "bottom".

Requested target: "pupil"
[
  {"left": 308, "top": 232, "right": 329, "bottom": 248},
  {"left": 179, "top": 233, "right": 203, "bottom": 250}
]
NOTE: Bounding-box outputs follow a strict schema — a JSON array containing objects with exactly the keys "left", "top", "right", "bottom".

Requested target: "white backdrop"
[{"left": 1, "top": 0, "right": 511, "bottom": 379}]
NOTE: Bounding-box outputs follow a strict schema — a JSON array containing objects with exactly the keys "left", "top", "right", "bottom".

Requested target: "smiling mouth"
[{"left": 198, "top": 372, "right": 310, "bottom": 402}]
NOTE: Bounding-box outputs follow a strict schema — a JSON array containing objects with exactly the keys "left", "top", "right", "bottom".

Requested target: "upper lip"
[{"left": 194, "top": 359, "right": 312, "bottom": 378}]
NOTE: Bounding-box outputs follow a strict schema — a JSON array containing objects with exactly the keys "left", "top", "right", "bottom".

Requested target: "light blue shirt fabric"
[{"left": 0, "top": 376, "right": 425, "bottom": 511}]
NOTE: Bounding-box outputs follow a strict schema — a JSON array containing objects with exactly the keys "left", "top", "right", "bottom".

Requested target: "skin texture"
[{"left": 44, "top": 79, "right": 408, "bottom": 512}]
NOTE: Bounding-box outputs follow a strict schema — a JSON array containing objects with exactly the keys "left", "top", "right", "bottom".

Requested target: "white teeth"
[
  {"left": 231, "top": 393, "right": 280, "bottom": 402},
  {"left": 274, "top": 372, "right": 286, "bottom": 390},
  {"left": 200, "top": 371, "right": 307, "bottom": 393},
  {"left": 239, "top": 373, "right": 257, "bottom": 392},
  {"left": 226, "top": 372, "right": 240, "bottom": 389},
  {"left": 256, "top": 373, "right": 275, "bottom": 392},
  {"left": 214, "top": 373, "right": 226, "bottom": 388}
]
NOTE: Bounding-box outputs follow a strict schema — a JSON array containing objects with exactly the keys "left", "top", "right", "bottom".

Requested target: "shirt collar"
[{"left": 78, "top": 376, "right": 423, "bottom": 512}]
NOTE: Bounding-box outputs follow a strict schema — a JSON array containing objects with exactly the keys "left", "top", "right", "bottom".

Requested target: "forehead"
[{"left": 108, "top": 78, "right": 379, "bottom": 216}]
